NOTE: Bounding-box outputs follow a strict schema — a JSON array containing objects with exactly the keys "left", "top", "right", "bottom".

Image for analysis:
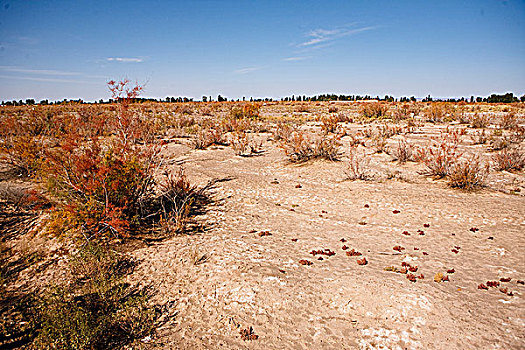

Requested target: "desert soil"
[{"left": 127, "top": 130, "right": 525, "bottom": 349}]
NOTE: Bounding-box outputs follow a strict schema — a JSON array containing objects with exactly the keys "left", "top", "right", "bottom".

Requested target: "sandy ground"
[{"left": 126, "top": 129, "right": 525, "bottom": 349}]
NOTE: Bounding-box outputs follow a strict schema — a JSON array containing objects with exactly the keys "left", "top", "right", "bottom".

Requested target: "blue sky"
[{"left": 0, "top": 0, "right": 524, "bottom": 101}]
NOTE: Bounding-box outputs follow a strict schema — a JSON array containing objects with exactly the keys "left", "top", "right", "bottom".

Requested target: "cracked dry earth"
[{"left": 130, "top": 138, "right": 525, "bottom": 350}]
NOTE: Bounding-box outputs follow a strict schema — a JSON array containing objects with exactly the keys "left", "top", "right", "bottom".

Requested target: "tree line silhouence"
[{"left": 2, "top": 92, "right": 524, "bottom": 106}]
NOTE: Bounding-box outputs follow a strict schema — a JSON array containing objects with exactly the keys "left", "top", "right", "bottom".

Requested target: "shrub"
[
  {"left": 492, "top": 147, "right": 525, "bottom": 171},
  {"left": 294, "top": 104, "right": 310, "bottom": 113},
  {"left": 44, "top": 136, "right": 159, "bottom": 239},
  {"left": 320, "top": 115, "right": 342, "bottom": 134},
  {"left": 346, "top": 132, "right": 365, "bottom": 147},
  {"left": 221, "top": 115, "right": 253, "bottom": 133},
  {"left": 392, "top": 104, "right": 411, "bottom": 122},
  {"left": 328, "top": 105, "right": 338, "bottom": 113},
  {"left": 376, "top": 124, "right": 403, "bottom": 138},
  {"left": 424, "top": 103, "right": 447, "bottom": 123},
  {"left": 34, "top": 243, "right": 157, "bottom": 350},
  {"left": 313, "top": 134, "right": 342, "bottom": 161},
  {"left": 177, "top": 104, "right": 193, "bottom": 115},
  {"left": 490, "top": 137, "right": 509, "bottom": 151},
  {"left": 499, "top": 111, "right": 519, "bottom": 129},
  {"left": 415, "top": 134, "right": 461, "bottom": 177},
  {"left": 229, "top": 103, "right": 261, "bottom": 119},
  {"left": 470, "top": 129, "right": 489, "bottom": 145},
  {"left": 272, "top": 122, "right": 296, "bottom": 141},
  {"left": 230, "top": 131, "right": 261, "bottom": 156},
  {"left": 192, "top": 127, "right": 227, "bottom": 149},
  {"left": 360, "top": 103, "right": 388, "bottom": 119},
  {"left": 470, "top": 113, "right": 490, "bottom": 129},
  {"left": 344, "top": 145, "right": 372, "bottom": 180},
  {"left": 508, "top": 126, "right": 525, "bottom": 144},
  {"left": 43, "top": 80, "right": 208, "bottom": 240},
  {"left": 371, "top": 134, "right": 388, "bottom": 153},
  {"left": 0, "top": 112, "right": 47, "bottom": 176},
  {"left": 200, "top": 106, "right": 213, "bottom": 116},
  {"left": 447, "top": 155, "right": 488, "bottom": 190},
  {"left": 151, "top": 168, "right": 214, "bottom": 236},
  {"left": 390, "top": 138, "right": 414, "bottom": 163},
  {"left": 452, "top": 105, "right": 470, "bottom": 124},
  {"left": 280, "top": 130, "right": 341, "bottom": 162}
]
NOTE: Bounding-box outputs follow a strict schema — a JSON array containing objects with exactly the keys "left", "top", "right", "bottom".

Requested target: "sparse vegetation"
[
  {"left": 360, "top": 103, "right": 389, "bottom": 119},
  {"left": 492, "top": 147, "right": 525, "bottom": 172},
  {"left": 447, "top": 155, "right": 489, "bottom": 190},
  {"left": 344, "top": 145, "right": 372, "bottom": 180},
  {"left": 1, "top": 96, "right": 524, "bottom": 349},
  {"left": 416, "top": 133, "right": 461, "bottom": 177},
  {"left": 279, "top": 130, "right": 342, "bottom": 162}
]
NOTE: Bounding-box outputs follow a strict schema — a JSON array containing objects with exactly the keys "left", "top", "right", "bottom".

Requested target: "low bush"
[
  {"left": 360, "top": 103, "right": 389, "bottom": 119},
  {"left": 34, "top": 242, "right": 157, "bottom": 350},
  {"left": 390, "top": 138, "right": 414, "bottom": 163},
  {"left": 294, "top": 104, "right": 310, "bottom": 113},
  {"left": 492, "top": 147, "right": 525, "bottom": 171},
  {"left": 230, "top": 131, "right": 261, "bottom": 156},
  {"left": 192, "top": 127, "right": 228, "bottom": 149},
  {"left": 272, "top": 122, "right": 296, "bottom": 141},
  {"left": 344, "top": 145, "right": 372, "bottom": 180},
  {"left": 280, "top": 130, "right": 341, "bottom": 162},
  {"left": 392, "top": 104, "right": 411, "bottom": 121},
  {"left": 499, "top": 110, "right": 519, "bottom": 129},
  {"left": 424, "top": 103, "right": 447, "bottom": 123},
  {"left": 415, "top": 134, "right": 461, "bottom": 177},
  {"left": 229, "top": 103, "right": 261, "bottom": 119},
  {"left": 470, "top": 129, "right": 489, "bottom": 145},
  {"left": 470, "top": 113, "right": 490, "bottom": 129},
  {"left": 371, "top": 134, "right": 388, "bottom": 153},
  {"left": 320, "top": 115, "right": 343, "bottom": 134},
  {"left": 42, "top": 81, "right": 211, "bottom": 240},
  {"left": 447, "top": 155, "right": 488, "bottom": 190}
]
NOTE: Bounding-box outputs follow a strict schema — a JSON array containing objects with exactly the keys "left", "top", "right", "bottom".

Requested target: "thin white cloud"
[
  {"left": 0, "top": 66, "right": 80, "bottom": 76},
  {"left": 107, "top": 57, "right": 144, "bottom": 63},
  {"left": 283, "top": 56, "right": 307, "bottom": 61},
  {"left": 0, "top": 66, "right": 107, "bottom": 80},
  {"left": 0, "top": 75, "right": 99, "bottom": 84},
  {"left": 234, "top": 66, "right": 262, "bottom": 74},
  {"left": 298, "top": 26, "right": 376, "bottom": 47}
]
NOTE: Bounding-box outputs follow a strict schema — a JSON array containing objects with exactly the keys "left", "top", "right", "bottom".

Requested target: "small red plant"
[
  {"left": 240, "top": 327, "right": 259, "bottom": 341},
  {"left": 357, "top": 257, "right": 368, "bottom": 265},
  {"left": 346, "top": 249, "right": 362, "bottom": 257}
]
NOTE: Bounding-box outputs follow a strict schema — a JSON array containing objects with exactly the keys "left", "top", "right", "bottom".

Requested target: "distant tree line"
[{"left": 2, "top": 92, "right": 524, "bottom": 106}]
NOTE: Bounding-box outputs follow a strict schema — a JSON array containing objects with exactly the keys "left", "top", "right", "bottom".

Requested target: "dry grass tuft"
[
  {"left": 492, "top": 147, "right": 525, "bottom": 172},
  {"left": 447, "top": 155, "right": 489, "bottom": 190}
]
